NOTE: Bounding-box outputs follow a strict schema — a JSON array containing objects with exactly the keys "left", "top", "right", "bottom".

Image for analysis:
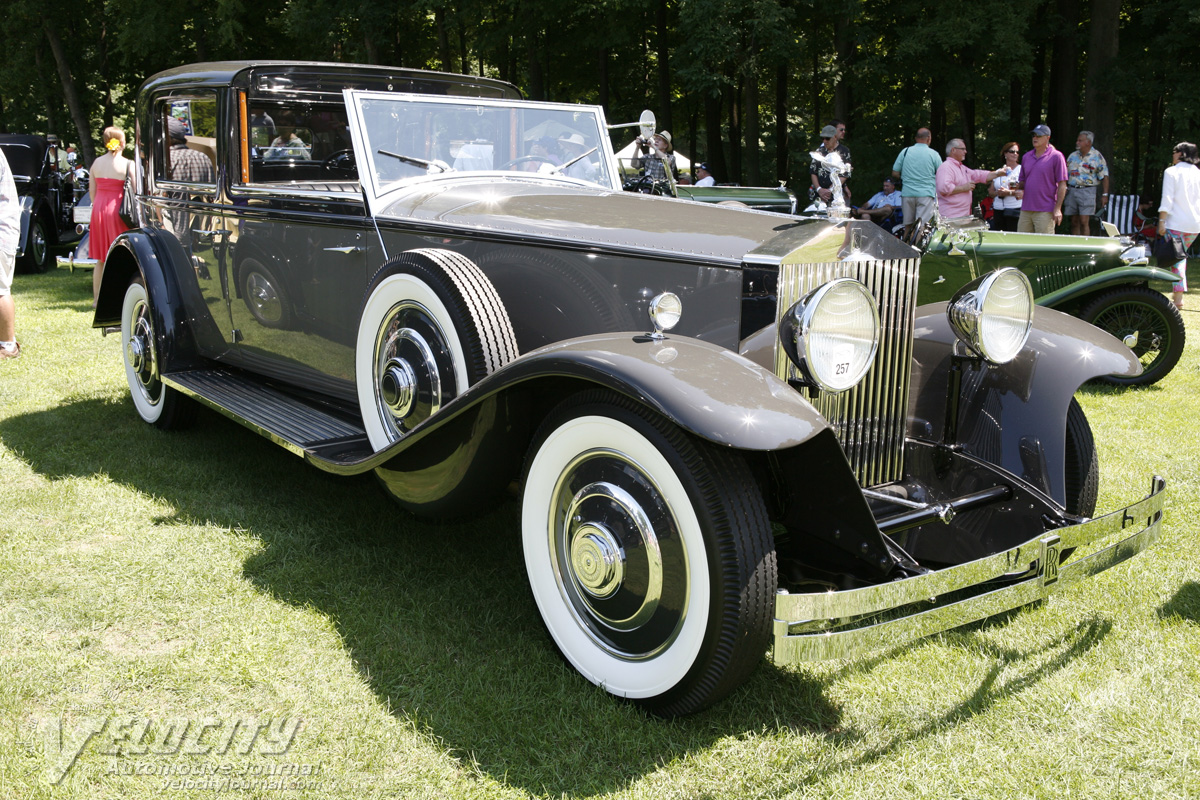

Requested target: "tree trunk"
[
  {"left": 436, "top": 8, "right": 451, "bottom": 73},
  {"left": 525, "top": 31, "right": 544, "bottom": 100},
  {"left": 656, "top": 0, "right": 672, "bottom": 133},
  {"left": 1047, "top": 0, "right": 1080, "bottom": 141},
  {"left": 1028, "top": 38, "right": 1046, "bottom": 130},
  {"left": 1141, "top": 94, "right": 1164, "bottom": 201},
  {"left": 598, "top": 49, "right": 609, "bottom": 111},
  {"left": 704, "top": 91, "right": 727, "bottom": 180},
  {"left": 832, "top": 15, "right": 851, "bottom": 123},
  {"left": 1009, "top": 77, "right": 1023, "bottom": 141},
  {"left": 41, "top": 18, "right": 95, "bottom": 166},
  {"left": 930, "top": 77, "right": 946, "bottom": 148},
  {"left": 727, "top": 83, "right": 741, "bottom": 183},
  {"left": 775, "top": 63, "right": 789, "bottom": 184},
  {"left": 1083, "top": 0, "right": 1120, "bottom": 154},
  {"left": 745, "top": 73, "right": 760, "bottom": 186}
]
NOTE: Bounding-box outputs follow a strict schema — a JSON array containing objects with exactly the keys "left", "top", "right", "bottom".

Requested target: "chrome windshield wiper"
[{"left": 376, "top": 149, "right": 453, "bottom": 174}]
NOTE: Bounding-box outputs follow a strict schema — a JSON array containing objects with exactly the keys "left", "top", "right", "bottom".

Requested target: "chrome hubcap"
[
  {"left": 570, "top": 522, "right": 624, "bottom": 599},
  {"left": 246, "top": 272, "right": 281, "bottom": 323},
  {"left": 373, "top": 302, "right": 456, "bottom": 442},
  {"left": 551, "top": 450, "right": 684, "bottom": 660},
  {"left": 379, "top": 357, "right": 417, "bottom": 418},
  {"left": 125, "top": 298, "right": 160, "bottom": 402}
]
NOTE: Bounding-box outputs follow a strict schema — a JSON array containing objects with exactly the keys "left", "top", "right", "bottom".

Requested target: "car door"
[{"left": 225, "top": 93, "right": 372, "bottom": 402}]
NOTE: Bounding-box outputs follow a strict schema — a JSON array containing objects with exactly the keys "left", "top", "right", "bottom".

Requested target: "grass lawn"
[{"left": 1, "top": 262, "right": 1198, "bottom": 799}]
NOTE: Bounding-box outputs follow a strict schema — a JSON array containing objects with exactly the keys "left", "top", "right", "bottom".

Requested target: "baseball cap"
[{"left": 1031, "top": 124, "right": 1051, "bottom": 137}]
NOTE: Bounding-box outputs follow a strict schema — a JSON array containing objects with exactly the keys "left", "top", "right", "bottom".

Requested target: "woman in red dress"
[{"left": 89, "top": 126, "right": 131, "bottom": 305}]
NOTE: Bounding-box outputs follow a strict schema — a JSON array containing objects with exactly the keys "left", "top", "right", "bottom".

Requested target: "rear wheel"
[
  {"left": 521, "top": 390, "right": 777, "bottom": 717},
  {"left": 121, "top": 279, "right": 194, "bottom": 429},
  {"left": 1081, "top": 287, "right": 1185, "bottom": 386}
]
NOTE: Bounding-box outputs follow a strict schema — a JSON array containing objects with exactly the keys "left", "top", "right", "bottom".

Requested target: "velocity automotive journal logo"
[{"left": 36, "top": 715, "right": 310, "bottom": 786}]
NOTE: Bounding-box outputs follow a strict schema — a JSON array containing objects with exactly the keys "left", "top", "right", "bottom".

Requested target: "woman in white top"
[
  {"left": 988, "top": 142, "right": 1023, "bottom": 231},
  {"left": 1158, "top": 142, "right": 1200, "bottom": 310}
]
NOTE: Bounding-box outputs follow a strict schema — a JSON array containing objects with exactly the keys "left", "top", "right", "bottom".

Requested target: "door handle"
[
  {"left": 192, "top": 228, "right": 229, "bottom": 242},
  {"left": 323, "top": 245, "right": 365, "bottom": 254}
]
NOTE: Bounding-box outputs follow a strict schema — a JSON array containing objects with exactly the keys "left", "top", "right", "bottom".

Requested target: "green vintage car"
[
  {"left": 614, "top": 111, "right": 796, "bottom": 213},
  {"left": 915, "top": 218, "right": 1183, "bottom": 386}
]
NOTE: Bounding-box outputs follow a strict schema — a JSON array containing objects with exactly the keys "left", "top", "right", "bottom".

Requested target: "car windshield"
[{"left": 352, "top": 94, "right": 614, "bottom": 193}]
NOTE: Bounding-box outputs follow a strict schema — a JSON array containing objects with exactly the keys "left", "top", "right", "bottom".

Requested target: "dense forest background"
[{"left": 1, "top": 0, "right": 1193, "bottom": 202}]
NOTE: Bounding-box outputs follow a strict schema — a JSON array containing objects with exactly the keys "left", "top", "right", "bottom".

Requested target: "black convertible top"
[{"left": 0, "top": 134, "right": 49, "bottom": 180}]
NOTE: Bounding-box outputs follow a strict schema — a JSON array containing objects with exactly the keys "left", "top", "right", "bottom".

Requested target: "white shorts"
[{"left": 0, "top": 251, "right": 14, "bottom": 296}]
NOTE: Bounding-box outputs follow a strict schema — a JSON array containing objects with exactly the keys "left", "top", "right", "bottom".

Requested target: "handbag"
[
  {"left": 1153, "top": 233, "right": 1186, "bottom": 263},
  {"left": 118, "top": 172, "right": 137, "bottom": 228}
]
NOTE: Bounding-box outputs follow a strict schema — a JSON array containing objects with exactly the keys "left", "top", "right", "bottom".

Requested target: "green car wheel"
[{"left": 1081, "top": 287, "right": 1185, "bottom": 387}]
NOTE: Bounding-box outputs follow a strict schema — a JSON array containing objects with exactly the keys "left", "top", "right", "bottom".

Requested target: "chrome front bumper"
[
  {"left": 771, "top": 475, "right": 1166, "bottom": 664},
  {"left": 56, "top": 254, "right": 98, "bottom": 272}
]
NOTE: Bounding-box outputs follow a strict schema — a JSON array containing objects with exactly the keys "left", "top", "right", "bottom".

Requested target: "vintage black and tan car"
[
  {"left": 914, "top": 217, "right": 1183, "bottom": 385},
  {"left": 0, "top": 133, "right": 85, "bottom": 272},
  {"left": 93, "top": 61, "right": 1166, "bottom": 717}
]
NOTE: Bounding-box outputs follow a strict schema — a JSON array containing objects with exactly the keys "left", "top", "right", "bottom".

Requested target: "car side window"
[
  {"left": 240, "top": 97, "right": 358, "bottom": 191},
  {"left": 155, "top": 95, "right": 218, "bottom": 189}
]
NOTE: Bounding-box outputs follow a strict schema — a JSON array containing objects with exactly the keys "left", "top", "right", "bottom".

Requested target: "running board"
[{"left": 163, "top": 369, "right": 374, "bottom": 466}]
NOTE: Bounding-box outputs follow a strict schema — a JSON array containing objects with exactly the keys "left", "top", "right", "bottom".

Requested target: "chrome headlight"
[
  {"left": 779, "top": 278, "right": 880, "bottom": 393},
  {"left": 947, "top": 267, "right": 1033, "bottom": 364}
]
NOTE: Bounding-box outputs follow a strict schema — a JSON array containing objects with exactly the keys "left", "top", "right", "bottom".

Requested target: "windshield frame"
[{"left": 344, "top": 89, "right": 620, "bottom": 213}]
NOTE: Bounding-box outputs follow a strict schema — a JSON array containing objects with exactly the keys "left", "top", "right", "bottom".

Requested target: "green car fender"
[{"left": 1034, "top": 264, "right": 1180, "bottom": 309}]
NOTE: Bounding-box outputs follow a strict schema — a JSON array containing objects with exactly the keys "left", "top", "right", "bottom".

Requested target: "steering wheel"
[
  {"left": 622, "top": 175, "right": 670, "bottom": 196},
  {"left": 500, "top": 155, "right": 559, "bottom": 171},
  {"left": 322, "top": 149, "right": 356, "bottom": 173}
]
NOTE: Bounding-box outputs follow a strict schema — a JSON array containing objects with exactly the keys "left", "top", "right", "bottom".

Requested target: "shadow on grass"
[
  {"left": 0, "top": 396, "right": 1113, "bottom": 795},
  {"left": 1157, "top": 581, "right": 1200, "bottom": 624}
]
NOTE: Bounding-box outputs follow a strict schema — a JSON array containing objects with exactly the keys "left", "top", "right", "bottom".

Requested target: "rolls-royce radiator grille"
[{"left": 774, "top": 257, "right": 920, "bottom": 487}]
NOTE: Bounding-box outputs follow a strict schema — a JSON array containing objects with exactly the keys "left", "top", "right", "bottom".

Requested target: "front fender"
[
  {"left": 1037, "top": 265, "right": 1181, "bottom": 309},
  {"left": 16, "top": 196, "right": 34, "bottom": 256},
  {"left": 909, "top": 302, "right": 1138, "bottom": 505},
  {"left": 491, "top": 333, "right": 830, "bottom": 451},
  {"left": 362, "top": 332, "right": 831, "bottom": 518}
]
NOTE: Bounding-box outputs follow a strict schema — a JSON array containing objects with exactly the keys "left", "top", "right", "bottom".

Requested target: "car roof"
[
  {"left": 0, "top": 134, "right": 49, "bottom": 180},
  {"left": 140, "top": 61, "right": 522, "bottom": 101}
]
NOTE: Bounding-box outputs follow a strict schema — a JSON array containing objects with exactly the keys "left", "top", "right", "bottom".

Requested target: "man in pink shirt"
[
  {"left": 1014, "top": 124, "right": 1068, "bottom": 234},
  {"left": 936, "top": 139, "right": 1004, "bottom": 220}
]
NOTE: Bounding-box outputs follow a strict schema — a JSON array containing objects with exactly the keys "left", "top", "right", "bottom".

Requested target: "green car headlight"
[
  {"left": 947, "top": 267, "right": 1034, "bottom": 364},
  {"left": 779, "top": 278, "right": 880, "bottom": 393}
]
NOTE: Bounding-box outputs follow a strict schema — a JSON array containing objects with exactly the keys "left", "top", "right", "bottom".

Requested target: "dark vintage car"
[
  {"left": 0, "top": 133, "right": 86, "bottom": 272},
  {"left": 92, "top": 61, "right": 1166, "bottom": 717},
  {"left": 913, "top": 217, "right": 1183, "bottom": 385}
]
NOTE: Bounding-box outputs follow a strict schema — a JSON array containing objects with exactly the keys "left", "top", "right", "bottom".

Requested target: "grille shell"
[{"left": 768, "top": 226, "right": 920, "bottom": 487}]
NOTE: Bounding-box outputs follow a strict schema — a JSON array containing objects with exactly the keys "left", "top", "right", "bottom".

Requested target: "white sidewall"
[
  {"left": 522, "top": 414, "right": 710, "bottom": 699},
  {"left": 356, "top": 273, "right": 471, "bottom": 451},
  {"left": 121, "top": 282, "right": 164, "bottom": 424}
]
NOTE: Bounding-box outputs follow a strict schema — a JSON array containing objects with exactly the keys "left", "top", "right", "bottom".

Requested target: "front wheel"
[
  {"left": 121, "top": 279, "right": 194, "bottom": 430},
  {"left": 1081, "top": 287, "right": 1185, "bottom": 386},
  {"left": 521, "top": 390, "right": 777, "bottom": 717}
]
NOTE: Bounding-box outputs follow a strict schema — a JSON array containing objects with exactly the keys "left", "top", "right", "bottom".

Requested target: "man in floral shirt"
[{"left": 1065, "top": 131, "right": 1110, "bottom": 236}]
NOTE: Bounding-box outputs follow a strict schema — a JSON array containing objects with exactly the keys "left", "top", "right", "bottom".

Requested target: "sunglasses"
[{"left": 1005, "top": 149, "right": 1019, "bottom": 154}]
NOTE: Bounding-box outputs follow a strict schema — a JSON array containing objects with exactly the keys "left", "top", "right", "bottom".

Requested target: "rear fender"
[
  {"left": 92, "top": 229, "right": 202, "bottom": 373},
  {"left": 909, "top": 302, "right": 1138, "bottom": 505}
]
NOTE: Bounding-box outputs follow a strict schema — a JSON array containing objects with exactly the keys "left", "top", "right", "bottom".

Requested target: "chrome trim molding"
[{"left": 770, "top": 475, "right": 1166, "bottom": 663}]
